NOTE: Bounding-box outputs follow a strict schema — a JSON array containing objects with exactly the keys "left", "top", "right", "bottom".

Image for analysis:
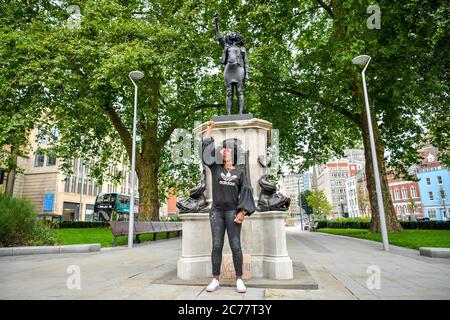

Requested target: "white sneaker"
[
  {"left": 236, "top": 279, "right": 246, "bottom": 293},
  {"left": 206, "top": 278, "right": 220, "bottom": 292}
]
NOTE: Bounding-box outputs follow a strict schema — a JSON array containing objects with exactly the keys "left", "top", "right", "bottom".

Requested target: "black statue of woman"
[{"left": 214, "top": 12, "right": 249, "bottom": 115}]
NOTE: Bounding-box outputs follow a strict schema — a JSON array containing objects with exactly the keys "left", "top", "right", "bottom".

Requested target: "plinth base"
[
  {"left": 212, "top": 113, "right": 253, "bottom": 122},
  {"left": 177, "top": 211, "right": 293, "bottom": 280}
]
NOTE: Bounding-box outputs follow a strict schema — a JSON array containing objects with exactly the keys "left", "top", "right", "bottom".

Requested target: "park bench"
[{"left": 109, "top": 221, "right": 182, "bottom": 247}]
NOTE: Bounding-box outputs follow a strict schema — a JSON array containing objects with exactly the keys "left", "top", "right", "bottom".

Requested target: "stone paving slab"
[
  {"left": 1, "top": 229, "right": 450, "bottom": 299},
  {"left": 152, "top": 261, "right": 318, "bottom": 290}
]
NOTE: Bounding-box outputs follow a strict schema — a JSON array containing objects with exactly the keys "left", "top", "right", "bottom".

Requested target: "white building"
[{"left": 346, "top": 175, "right": 360, "bottom": 217}]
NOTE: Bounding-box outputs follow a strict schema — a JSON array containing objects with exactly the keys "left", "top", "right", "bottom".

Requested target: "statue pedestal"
[
  {"left": 177, "top": 212, "right": 293, "bottom": 280},
  {"left": 193, "top": 117, "right": 273, "bottom": 207}
]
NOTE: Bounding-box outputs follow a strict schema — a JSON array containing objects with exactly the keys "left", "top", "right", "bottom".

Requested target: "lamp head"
[
  {"left": 352, "top": 55, "right": 371, "bottom": 66},
  {"left": 128, "top": 71, "right": 144, "bottom": 80}
]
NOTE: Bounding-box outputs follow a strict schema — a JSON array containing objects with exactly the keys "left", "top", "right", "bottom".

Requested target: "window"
[
  {"left": 437, "top": 176, "right": 442, "bottom": 185},
  {"left": 64, "top": 176, "right": 70, "bottom": 192},
  {"left": 394, "top": 189, "right": 400, "bottom": 200},
  {"left": 77, "top": 177, "right": 82, "bottom": 194},
  {"left": 429, "top": 191, "right": 434, "bottom": 201},
  {"left": 47, "top": 156, "right": 56, "bottom": 166},
  {"left": 34, "top": 153, "right": 45, "bottom": 167},
  {"left": 428, "top": 209, "right": 437, "bottom": 219},
  {"left": 71, "top": 176, "right": 76, "bottom": 193},
  {"left": 440, "top": 189, "right": 446, "bottom": 200},
  {"left": 88, "top": 180, "right": 93, "bottom": 196},
  {"left": 410, "top": 186, "right": 417, "bottom": 198},
  {"left": 426, "top": 177, "right": 431, "bottom": 185},
  {"left": 83, "top": 178, "right": 87, "bottom": 195},
  {"left": 401, "top": 187, "right": 407, "bottom": 199},
  {"left": 93, "top": 182, "right": 98, "bottom": 196}
]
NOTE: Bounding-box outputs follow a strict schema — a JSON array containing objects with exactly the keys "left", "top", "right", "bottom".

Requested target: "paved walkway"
[{"left": 1, "top": 228, "right": 449, "bottom": 299}]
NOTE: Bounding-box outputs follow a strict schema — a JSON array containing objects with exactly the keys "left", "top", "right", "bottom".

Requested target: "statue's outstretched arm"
[{"left": 214, "top": 12, "right": 225, "bottom": 48}]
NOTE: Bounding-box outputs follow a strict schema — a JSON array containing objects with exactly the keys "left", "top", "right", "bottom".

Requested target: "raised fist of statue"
[{"left": 213, "top": 12, "right": 219, "bottom": 19}]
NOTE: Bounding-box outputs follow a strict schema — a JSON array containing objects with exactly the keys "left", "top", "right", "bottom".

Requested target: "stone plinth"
[
  {"left": 177, "top": 211, "right": 293, "bottom": 280},
  {"left": 193, "top": 118, "right": 273, "bottom": 206}
]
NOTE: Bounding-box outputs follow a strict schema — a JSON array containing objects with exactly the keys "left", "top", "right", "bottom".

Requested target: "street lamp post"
[
  {"left": 352, "top": 55, "right": 389, "bottom": 251},
  {"left": 78, "top": 158, "right": 84, "bottom": 221},
  {"left": 297, "top": 176, "right": 304, "bottom": 231},
  {"left": 128, "top": 70, "right": 144, "bottom": 248}
]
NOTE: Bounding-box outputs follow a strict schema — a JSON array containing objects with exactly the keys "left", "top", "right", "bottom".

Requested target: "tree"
[
  {"left": 306, "top": 190, "right": 332, "bottom": 219},
  {"left": 407, "top": 197, "right": 417, "bottom": 220},
  {"left": 1, "top": 1, "right": 234, "bottom": 220},
  {"left": 300, "top": 190, "right": 313, "bottom": 216},
  {"left": 229, "top": 1, "right": 448, "bottom": 232},
  {"left": 3, "top": 1, "right": 447, "bottom": 227},
  {"left": 356, "top": 183, "right": 371, "bottom": 218},
  {"left": 0, "top": 2, "right": 58, "bottom": 194}
]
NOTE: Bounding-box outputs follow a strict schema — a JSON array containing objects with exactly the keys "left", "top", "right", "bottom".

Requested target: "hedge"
[
  {"left": 316, "top": 219, "right": 450, "bottom": 230},
  {"left": 54, "top": 221, "right": 110, "bottom": 229}
]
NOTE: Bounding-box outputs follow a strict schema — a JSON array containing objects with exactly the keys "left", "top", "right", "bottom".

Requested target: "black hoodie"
[{"left": 201, "top": 137, "right": 256, "bottom": 216}]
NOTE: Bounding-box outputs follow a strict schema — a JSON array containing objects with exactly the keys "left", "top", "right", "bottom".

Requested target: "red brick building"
[{"left": 387, "top": 174, "right": 423, "bottom": 221}]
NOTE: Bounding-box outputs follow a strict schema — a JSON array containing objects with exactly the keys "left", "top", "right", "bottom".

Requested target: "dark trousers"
[{"left": 209, "top": 207, "right": 243, "bottom": 277}]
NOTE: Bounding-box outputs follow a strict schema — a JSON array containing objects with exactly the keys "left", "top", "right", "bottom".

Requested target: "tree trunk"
[
  {"left": 6, "top": 170, "right": 15, "bottom": 195},
  {"left": 136, "top": 159, "right": 160, "bottom": 221},
  {"left": 5, "top": 147, "right": 17, "bottom": 195},
  {"left": 359, "top": 108, "right": 403, "bottom": 232}
]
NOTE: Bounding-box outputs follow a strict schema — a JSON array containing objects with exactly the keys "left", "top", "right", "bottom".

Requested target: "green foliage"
[
  {"left": 0, "top": 193, "right": 56, "bottom": 247},
  {"left": 306, "top": 190, "right": 333, "bottom": 218},
  {"left": 1, "top": 1, "right": 448, "bottom": 220},
  {"left": 55, "top": 221, "right": 110, "bottom": 229},
  {"left": 300, "top": 190, "right": 313, "bottom": 215},
  {"left": 317, "top": 219, "right": 450, "bottom": 230},
  {"left": 317, "top": 218, "right": 370, "bottom": 229}
]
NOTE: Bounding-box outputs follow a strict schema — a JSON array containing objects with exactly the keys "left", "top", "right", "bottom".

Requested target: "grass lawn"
[
  {"left": 318, "top": 228, "right": 450, "bottom": 250},
  {"left": 55, "top": 228, "right": 180, "bottom": 248}
]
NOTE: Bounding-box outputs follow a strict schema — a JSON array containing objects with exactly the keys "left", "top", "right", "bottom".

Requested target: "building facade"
[
  {"left": 417, "top": 162, "right": 450, "bottom": 221},
  {"left": 8, "top": 129, "right": 138, "bottom": 221},
  {"left": 346, "top": 175, "right": 360, "bottom": 218},
  {"left": 387, "top": 174, "right": 423, "bottom": 221},
  {"left": 316, "top": 162, "right": 349, "bottom": 218}
]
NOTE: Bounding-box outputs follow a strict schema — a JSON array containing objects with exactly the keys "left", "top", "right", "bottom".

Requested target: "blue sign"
[{"left": 43, "top": 193, "right": 54, "bottom": 211}]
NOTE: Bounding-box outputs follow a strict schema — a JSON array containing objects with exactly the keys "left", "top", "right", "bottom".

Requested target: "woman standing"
[{"left": 201, "top": 121, "right": 255, "bottom": 293}]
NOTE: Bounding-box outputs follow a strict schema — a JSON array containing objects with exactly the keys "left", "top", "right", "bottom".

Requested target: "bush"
[
  {"left": 0, "top": 193, "right": 56, "bottom": 247},
  {"left": 316, "top": 217, "right": 450, "bottom": 230},
  {"left": 317, "top": 219, "right": 370, "bottom": 229},
  {"left": 400, "top": 220, "right": 450, "bottom": 230}
]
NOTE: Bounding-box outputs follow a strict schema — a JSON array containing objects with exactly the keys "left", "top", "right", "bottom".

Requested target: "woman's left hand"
[{"left": 234, "top": 210, "right": 245, "bottom": 224}]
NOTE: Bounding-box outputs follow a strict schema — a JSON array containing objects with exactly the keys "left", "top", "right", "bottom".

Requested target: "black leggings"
[{"left": 209, "top": 207, "right": 243, "bottom": 277}]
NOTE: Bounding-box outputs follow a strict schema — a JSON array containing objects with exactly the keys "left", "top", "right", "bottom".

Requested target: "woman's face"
[{"left": 220, "top": 148, "right": 233, "bottom": 163}]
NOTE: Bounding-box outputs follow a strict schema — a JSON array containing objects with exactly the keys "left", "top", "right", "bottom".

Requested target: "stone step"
[
  {"left": 419, "top": 247, "right": 450, "bottom": 258},
  {"left": 0, "top": 244, "right": 101, "bottom": 256}
]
